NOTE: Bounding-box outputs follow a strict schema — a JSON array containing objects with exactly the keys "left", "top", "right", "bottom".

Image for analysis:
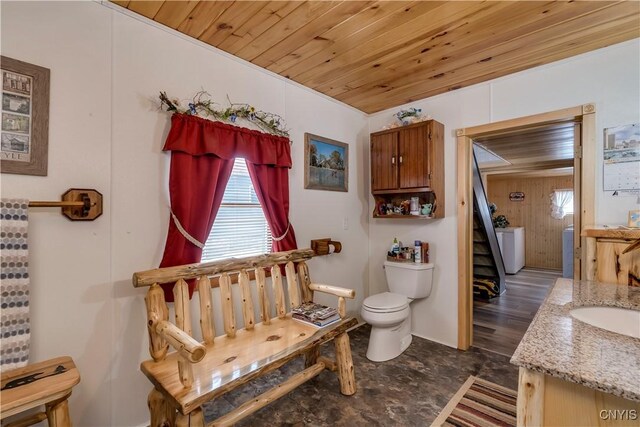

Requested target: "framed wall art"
[
  {"left": 304, "top": 133, "right": 348, "bottom": 192},
  {"left": 1, "top": 56, "right": 50, "bottom": 176}
]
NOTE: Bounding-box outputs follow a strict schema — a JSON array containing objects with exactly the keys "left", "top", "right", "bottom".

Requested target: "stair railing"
[{"left": 472, "top": 152, "right": 507, "bottom": 294}]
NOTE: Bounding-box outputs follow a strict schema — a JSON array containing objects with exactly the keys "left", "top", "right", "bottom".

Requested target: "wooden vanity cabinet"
[
  {"left": 370, "top": 120, "right": 445, "bottom": 219},
  {"left": 582, "top": 227, "right": 640, "bottom": 286}
]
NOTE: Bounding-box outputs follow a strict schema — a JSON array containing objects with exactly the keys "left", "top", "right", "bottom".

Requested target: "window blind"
[{"left": 202, "top": 159, "right": 272, "bottom": 262}]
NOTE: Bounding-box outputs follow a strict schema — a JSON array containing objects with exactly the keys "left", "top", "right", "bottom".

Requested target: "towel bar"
[{"left": 28, "top": 188, "right": 102, "bottom": 221}]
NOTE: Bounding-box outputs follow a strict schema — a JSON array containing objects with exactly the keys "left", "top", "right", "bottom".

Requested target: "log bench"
[
  {"left": 0, "top": 356, "right": 80, "bottom": 427},
  {"left": 132, "top": 248, "right": 357, "bottom": 426}
]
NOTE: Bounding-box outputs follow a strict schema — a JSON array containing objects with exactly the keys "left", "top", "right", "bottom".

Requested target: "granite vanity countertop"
[{"left": 511, "top": 278, "right": 640, "bottom": 401}]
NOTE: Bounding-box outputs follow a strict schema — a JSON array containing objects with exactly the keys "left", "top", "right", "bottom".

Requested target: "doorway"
[
  {"left": 456, "top": 104, "right": 596, "bottom": 351},
  {"left": 471, "top": 123, "right": 576, "bottom": 355}
]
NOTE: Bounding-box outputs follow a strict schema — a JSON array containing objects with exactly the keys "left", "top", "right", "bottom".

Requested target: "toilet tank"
[{"left": 384, "top": 261, "right": 434, "bottom": 299}]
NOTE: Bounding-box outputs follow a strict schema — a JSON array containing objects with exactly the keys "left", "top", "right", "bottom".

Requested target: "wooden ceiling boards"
[
  {"left": 112, "top": 1, "right": 640, "bottom": 113},
  {"left": 475, "top": 122, "right": 576, "bottom": 174}
]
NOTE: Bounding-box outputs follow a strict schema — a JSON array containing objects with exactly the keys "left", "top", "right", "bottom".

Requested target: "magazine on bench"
[{"left": 292, "top": 302, "right": 340, "bottom": 327}]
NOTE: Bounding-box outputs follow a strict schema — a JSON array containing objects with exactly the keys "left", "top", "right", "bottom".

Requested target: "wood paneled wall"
[{"left": 487, "top": 175, "right": 573, "bottom": 270}]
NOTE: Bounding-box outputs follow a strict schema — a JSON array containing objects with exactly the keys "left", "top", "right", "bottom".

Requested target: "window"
[
  {"left": 550, "top": 189, "right": 574, "bottom": 219},
  {"left": 201, "top": 158, "right": 272, "bottom": 262}
]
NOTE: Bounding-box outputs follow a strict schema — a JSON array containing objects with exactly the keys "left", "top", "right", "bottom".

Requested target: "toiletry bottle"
[
  {"left": 421, "top": 242, "right": 429, "bottom": 263},
  {"left": 391, "top": 238, "right": 400, "bottom": 255},
  {"left": 414, "top": 240, "right": 421, "bottom": 263}
]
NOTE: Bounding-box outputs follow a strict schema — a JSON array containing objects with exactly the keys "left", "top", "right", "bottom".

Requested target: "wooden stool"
[{"left": 1, "top": 356, "right": 80, "bottom": 427}]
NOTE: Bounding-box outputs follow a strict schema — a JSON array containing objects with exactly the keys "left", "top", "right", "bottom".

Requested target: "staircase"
[{"left": 472, "top": 153, "right": 506, "bottom": 298}]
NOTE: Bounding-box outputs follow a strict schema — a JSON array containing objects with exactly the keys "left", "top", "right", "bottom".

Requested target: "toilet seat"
[{"left": 362, "top": 292, "right": 409, "bottom": 313}]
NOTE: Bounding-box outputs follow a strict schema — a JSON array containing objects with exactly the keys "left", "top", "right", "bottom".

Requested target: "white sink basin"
[{"left": 570, "top": 306, "right": 640, "bottom": 339}]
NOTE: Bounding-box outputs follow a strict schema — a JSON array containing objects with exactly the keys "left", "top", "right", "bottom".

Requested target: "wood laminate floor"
[{"left": 472, "top": 268, "right": 560, "bottom": 356}]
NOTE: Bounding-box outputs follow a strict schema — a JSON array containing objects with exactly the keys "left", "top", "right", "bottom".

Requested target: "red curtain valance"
[{"left": 163, "top": 113, "right": 291, "bottom": 167}]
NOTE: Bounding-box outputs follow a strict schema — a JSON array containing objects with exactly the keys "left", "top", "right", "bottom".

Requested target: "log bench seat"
[
  {"left": 0, "top": 356, "right": 80, "bottom": 427},
  {"left": 132, "top": 248, "right": 357, "bottom": 427}
]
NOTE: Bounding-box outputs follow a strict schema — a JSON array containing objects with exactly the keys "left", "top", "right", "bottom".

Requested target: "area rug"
[{"left": 431, "top": 376, "right": 517, "bottom": 427}]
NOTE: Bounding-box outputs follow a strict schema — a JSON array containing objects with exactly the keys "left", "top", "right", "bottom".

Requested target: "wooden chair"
[
  {"left": 132, "top": 248, "right": 357, "bottom": 427},
  {"left": 0, "top": 356, "right": 80, "bottom": 427}
]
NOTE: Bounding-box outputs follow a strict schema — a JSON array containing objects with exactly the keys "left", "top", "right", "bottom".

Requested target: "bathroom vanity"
[
  {"left": 582, "top": 226, "right": 640, "bottom": 286},
  {"left": 511, "top": 278, "right": 640, "bottom": 426}
]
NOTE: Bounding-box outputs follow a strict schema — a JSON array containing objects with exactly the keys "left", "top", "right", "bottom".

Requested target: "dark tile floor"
[{"left": 204, "top": 324, "right": 519, "bottom": 426}]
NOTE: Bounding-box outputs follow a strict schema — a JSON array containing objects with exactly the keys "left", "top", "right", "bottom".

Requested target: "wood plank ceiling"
[
  {"left": 474, "top": 122, "right": 576, "bottom": 176},
  {"left": 112, "top": 1, "right": 640, "bottom": 114}
]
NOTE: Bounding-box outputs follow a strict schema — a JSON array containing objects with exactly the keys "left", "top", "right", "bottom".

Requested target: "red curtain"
[
  {"left": 159, "top": 152, "right": 234, "bottom": 301},
  {"left": 247, "top": 162, "right": 297, "bottom": 252},
  {"left": 159, "top": 114, "right": 296, "bottom": 301}
]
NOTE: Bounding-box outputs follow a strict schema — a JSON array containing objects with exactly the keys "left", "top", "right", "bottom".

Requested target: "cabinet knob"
[
  {"left": 391, "top": 156, "right": 395, "bottom": 165},
  {"left": 399, "top": 156, "right": 403, "bottom": 164}
]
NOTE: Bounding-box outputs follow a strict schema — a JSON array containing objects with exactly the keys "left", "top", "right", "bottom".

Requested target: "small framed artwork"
[
  {"left": 509, "top": 192, "right": 525, "bottom": 201},
  {"left": 1, "top": 56, "right": 50, "bottom": 176},
  {"left": 304, "top": 133, "right": 348, "bottom": 192}
]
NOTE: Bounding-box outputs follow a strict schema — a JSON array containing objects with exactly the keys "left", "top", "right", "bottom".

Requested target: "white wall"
[
  {"left": 2, "top": 1, "right": 639, "bottom": 424},
  {"left": 368, "top": 38, "right": 640, "bottom": 347},
  {"left": 1, "top": 2, "right": 368, "bottom": 426},
  {"left": 1, "top": 3, "right": 115, "bottom": 423}
]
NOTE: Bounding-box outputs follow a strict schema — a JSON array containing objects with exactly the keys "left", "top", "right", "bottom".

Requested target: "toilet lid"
[{"left": 363, "top": 292, "right": 409, "bottom": 312}]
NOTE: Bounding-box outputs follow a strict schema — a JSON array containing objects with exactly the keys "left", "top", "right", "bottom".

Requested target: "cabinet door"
[
  {"left": 399, "top": 123, "right": 430, "bottom": 189},
  {"left": 596, "top": 241, "right": 640, "bottom": 286},
  {"left": 371, "top": 132, "right": 398, "bottom": 191}
]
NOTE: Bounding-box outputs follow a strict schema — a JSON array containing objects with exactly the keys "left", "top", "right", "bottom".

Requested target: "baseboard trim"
[{"left": 411, "top": 331, "right": 456, "bottom": 349}]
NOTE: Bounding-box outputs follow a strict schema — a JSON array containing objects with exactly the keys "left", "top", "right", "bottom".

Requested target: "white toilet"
[{"left": 361, "top": 261, "right": 434, "bottom": 362}]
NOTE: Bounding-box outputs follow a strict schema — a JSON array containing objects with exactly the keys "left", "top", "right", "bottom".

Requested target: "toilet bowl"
[
  {"left": 361, "top": 262, "right": 434, "bottom": 362},
  {"left": 361, "top": 292, "right": 411, "bottom": 361}
]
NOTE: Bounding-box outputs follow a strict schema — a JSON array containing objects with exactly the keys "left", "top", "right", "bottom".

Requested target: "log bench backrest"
[{"left": 132, "top": 249, "right": 316, "bottom": 388}]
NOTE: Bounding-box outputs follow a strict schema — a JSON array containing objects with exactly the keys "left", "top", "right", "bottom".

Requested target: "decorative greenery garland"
[
  {"left": 395, "top": 107, "right": 422, "bottom": 121},
  {"left": 159, "top": 91, "right": 290, "bottom": 138}
]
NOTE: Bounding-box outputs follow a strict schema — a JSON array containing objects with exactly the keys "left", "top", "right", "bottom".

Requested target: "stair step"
[
  {"left": 473, "top": 259, "right": 496, "bottom": 267},
  {"left": 473, "top": 244, "right": 491, "bottom": 255},
  {"left": 473, "top": 259, "right": 495, "bottom": 266},
  {"left": 473, "top": 230, "right": 486, "bottom": 240},
  {"left": 474, "top": 266, "right": 498, "bottom": 276},
  {"left": 474, "top": 249, "right": 491, "bottom": 256}
]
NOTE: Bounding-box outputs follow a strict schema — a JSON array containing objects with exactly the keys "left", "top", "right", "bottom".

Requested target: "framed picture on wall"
[
  {"left": 1, "top": 56, "right": 50, "bottom": 176},
  {"left": 304, "top": 133, "right": 348, "bottom": 192}
]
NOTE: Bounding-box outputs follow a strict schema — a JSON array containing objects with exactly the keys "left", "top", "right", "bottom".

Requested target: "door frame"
[{"left": 455, "top": 104, "right": 596, "bottom": 350}]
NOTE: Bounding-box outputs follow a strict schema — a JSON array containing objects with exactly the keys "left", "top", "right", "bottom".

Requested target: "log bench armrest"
[
  {"left": 308, "top": 283, "right": 355, "bottom": 299},
  {"left": 154, "top": 320, "right": 206, "bottom": 363}
]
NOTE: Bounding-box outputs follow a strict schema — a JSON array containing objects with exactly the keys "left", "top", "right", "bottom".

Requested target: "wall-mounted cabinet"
[{"left": 370, "top": 120, "right": 445, "bottom": 219}]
